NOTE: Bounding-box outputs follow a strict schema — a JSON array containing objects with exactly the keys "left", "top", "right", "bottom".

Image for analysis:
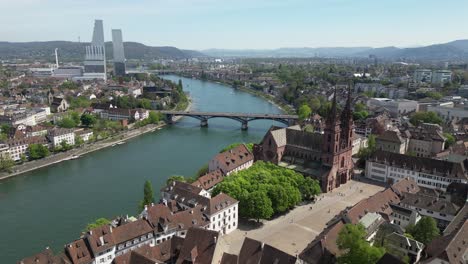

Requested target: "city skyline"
[{"left": 1, "top": 0, "right": 467, "bottom": 50}]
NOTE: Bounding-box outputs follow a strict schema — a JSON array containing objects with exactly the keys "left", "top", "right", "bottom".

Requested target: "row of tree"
[{"left": 212, "top": 161, "right": 321, "bottom": 221}]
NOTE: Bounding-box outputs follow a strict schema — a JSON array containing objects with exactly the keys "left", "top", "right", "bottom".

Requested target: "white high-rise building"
[
  {"left": 112, "top": 29, "right": 126, "bottom": 77},
  {"left": 83, "top": 19, "right": 107, "bottom": 81}
]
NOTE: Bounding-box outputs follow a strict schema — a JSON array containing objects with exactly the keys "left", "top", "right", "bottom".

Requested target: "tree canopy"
[
  {"left": 80, "top": 113, "right": 97, "bottom": 127},
  {"left": 138, "top": 180, "right": 155, "bottom": 212},
  {"left": 298, "top": 104, "right": 312, "bottom": 120},
  {"left": 219, "top": 143, "right": 254, "bottom": 153},
  {"left": 337, "top": 224, "right": 385, "bottom": 264},
  {"left": 212, "top": 161, "right": 321, "bottom": 221},
  {"left": 28, "top": 144, "right": 50, "bottom": 160},
  {"left": 406, "top": 216, "right": 440, "bottom": 245},
  {"left": 409, "top": 111, "right": 443, "bottom": 126},
  {"left": 83, "top": 218, "right": 111, "bottom": 232}
]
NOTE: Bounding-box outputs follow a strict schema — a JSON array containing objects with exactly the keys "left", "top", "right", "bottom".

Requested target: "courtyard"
[{"left": 213, "top": 179, "right": 385, "bottom": 261}]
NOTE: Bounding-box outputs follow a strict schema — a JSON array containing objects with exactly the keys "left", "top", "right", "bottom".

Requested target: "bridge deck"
[{"left": 159, "top": 111, "right": 298, "bottom": 119}]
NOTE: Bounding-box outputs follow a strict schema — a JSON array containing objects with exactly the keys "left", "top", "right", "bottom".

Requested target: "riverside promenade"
[{"left": 0, "top": 100, "right": 192, "bottom": 181}]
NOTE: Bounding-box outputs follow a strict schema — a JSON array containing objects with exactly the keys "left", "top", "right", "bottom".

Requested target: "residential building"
[
  {"left": 427, "top": 105, "right": 468, "bottom": 122},
  {"left": 406, "top": 124, "right": 446, "bottom": 157},
  {"left": 432, "top": 70, "right": 452, "bottom": 86},
  {"left": 161, "top": 181, "right": 239, "bottom": 235},
  {"left": 47, "top": 128, "right": 75, "bottom": 147},
  {"left": 365, "top": 150, "right": 467, "bottom": 191},
  {"left": 358, "top": 212, "right": 385, "bottom": 243},
  {"left": 5, "top": 136, "right": 48, "bottom": 161},
  {"left": 389, "top": 203, "right": 422, "bottom": 229},
  {"left": 414, "top": 69, "right": 433, "bottom": 83},
  {"left": 352, "top": 134, "right": 368, "bottom": 155},
  {"left": 191, "top": 169, "right": 224, "bottom": 195},
  {"left": 75, "top": 129, "right": 94, "bottom": 142},
  {"left": 375, "top": 130, "right": 408, "bottom": 154},
  {"left": 367, "top": 98, "right": 418, "bottom": 117},
  {"left": 399, "top": 191, "right": 460, "bottom": 229},
  {"left": 384, "top": 232, "right": 424, "bottom": 263},
  {"left": 254, "top": 88, "right": 354, "bottom": 192},
  {"left": 106, "top": 108, "right": 137, "bottom": 121},
  {"left": 423, "top": 219, "right": 468, "bottom": 264},
  {"left": 209, "top": 144, "right": 254, "bottom": 175}
]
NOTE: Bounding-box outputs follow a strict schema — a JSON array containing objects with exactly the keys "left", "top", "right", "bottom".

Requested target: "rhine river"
[{"left": 0, "top": 75, "right": 284, "bottom": 262}]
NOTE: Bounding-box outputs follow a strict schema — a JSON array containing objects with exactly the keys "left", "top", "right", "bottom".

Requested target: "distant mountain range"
[
  {"left": 0, "top": 41, "right": 205, "bottom": 61},
  {"left": 202, "top": 40, "right": 468, "bottom": 61},
  {"left": 1, "top": 39, "right": 468, "bottom": 62}
]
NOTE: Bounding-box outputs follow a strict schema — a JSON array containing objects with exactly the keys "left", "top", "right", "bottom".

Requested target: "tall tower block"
[{"left": 112, "top": 29, "right": 126, "bottom": 77}]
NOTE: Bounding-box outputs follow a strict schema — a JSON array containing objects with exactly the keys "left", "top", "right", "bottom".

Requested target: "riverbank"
[
  {"left": 178, "top": 74, "right": 295, "bottom": 115},
  {"left": 0, "top": 98, "right": 193, "bottom": 181}
]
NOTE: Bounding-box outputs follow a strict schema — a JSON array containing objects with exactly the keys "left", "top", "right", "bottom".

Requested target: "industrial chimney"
[{"left": 54, "top": 48, "right": 59, "bottom": 68}]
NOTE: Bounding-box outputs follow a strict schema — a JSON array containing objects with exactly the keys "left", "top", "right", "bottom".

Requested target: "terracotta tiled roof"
[
  {"left": 238, "top": 237, "right": 296, "bottom": 264},
  {"left": 376, "top": 130, "right": 405, "bottom": 143},
  {"left": 163, "top": 181, "right": 238, "bottom": 215},
  {"left": 144, "top": 203, "right": 209, "bottom": 232},
  {"left": 391, "top": 177, "right": 420, "bottom": 196},
  {"left": 175, "top": 227, "right": 219, "bottom": 264},
  {"left": 6, "top": 135, "right": 48, "bottom": 146},
  {"left": 399, "top": 192, "right": 460, "bottom": 216},
  {"left": 343, "top": 188, "right": 400, "bottom": 224},
  {"left": 192, "top": 169, "right": 224, "bottom": 190},
  {"left": 18, "top": 248, "right": 69, "bottom": 264},
  {"left": 64, "top": 238, "right": 93, "bottom": 264},
  {"left": 114, "top": 237, "right": 184, "bottom": 264},
  {"left": 85, "top": 225, "right": 115, "bottom": 256},
  {"left": 112, "top": 219, "right": 153, "bottom": 245},
  {"left": 213, "top": 144, "right": 253, "bottom": 174},
  {"left": 424, "top": 220, "right": 468, "bottom": 264}
]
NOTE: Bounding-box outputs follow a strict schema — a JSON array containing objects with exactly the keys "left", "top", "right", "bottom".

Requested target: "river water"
[{"left": 0, "top": 75, "right": 284, "bottom": 262}]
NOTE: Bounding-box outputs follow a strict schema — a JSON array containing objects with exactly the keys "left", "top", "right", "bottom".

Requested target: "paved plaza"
[{"left": 213, "top": 180, "right": 385, "bottom": 261}]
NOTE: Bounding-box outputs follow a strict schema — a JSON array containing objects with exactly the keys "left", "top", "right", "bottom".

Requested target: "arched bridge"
[{"left": 159, "top": 111, "right": 298, "bottom": 130}]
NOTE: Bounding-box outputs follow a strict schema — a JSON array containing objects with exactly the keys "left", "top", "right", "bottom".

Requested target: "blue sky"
[{"left": 1, "top": 0, "right": 467, "bottom": 49}]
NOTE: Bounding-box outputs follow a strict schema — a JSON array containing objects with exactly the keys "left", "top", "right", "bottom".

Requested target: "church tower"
[{"left": 321, "top": 85, "right": 355, "bottom": 192}]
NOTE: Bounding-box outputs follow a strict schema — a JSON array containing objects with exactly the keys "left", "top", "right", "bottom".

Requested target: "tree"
[
  {"left": 406, "top": 216, "right": 440, "bottom": 244},
  {"left": 220, "top": 143, "right": 254, "bottom": 153},
  {"left": 60, "top": 140, "right": 72, "bottom": 151},
  {"left": 213, "top": 161, "right": 321, "bottom": 220},
  {"left": 166, "top": 175, "right": 186, "bottom": 185},
  {"left": 80, "top": 114, "right": 97, "bottom": 127},
  {"left": 337, "top": 224, "right": 385, "bottom": 264},
  {"left": 75, "top": 136, "right": 84, "bottom": 147},
  {"left": 298, "top": 104, "right": 312, "bottom": 120},
  {"left": 310, "top": 97, "right": 321, "bottom": 112},
  {"left": 58, "top": 117, "right": 77, "bottom": 128},
  {"left": 83, "top": 218, "right": 111, "bottom": 232},
  {"left": 139, "top": 180, "right": 155, "bottom": 212},
  {"left": 148, "top": 111, "right": 162, "bottom": 124},
  {"left": 409, "top": 112, "right": 443, "bottom": 126},
  {"left": 443, "top": 133, "right": 455, "bottom": 148},
  {"left": 28, "top": 144, "right": 50, "bottom": 160},
  {"left": 139, "top": 98, "right": 152, "bottom": 109},
  {"left": 70, "top": 111, "right": 81, "bottom": 125},
  {"left": 299, "top": 177, "right": 322, "bottom": 200},
  {"left": 245, "top": 191, "right": 274, "bottom": 222},
  {"left": 0, "top": 156, "right": 15, "bottom": 172}
]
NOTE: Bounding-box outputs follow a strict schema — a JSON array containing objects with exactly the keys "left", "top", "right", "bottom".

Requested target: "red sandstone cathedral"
[{"left": 254, "top": 88, "right": 354, "bottom": 192}]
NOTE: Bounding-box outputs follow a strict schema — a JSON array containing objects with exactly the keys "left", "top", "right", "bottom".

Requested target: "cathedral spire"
[{"left": 328, "top": 87, "right": 337, "bottom": 123}]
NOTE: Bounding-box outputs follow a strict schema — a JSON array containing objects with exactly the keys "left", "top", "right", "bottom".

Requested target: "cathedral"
[{"left": 253, "top": 88, "right": 354, "bottom": 192}]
